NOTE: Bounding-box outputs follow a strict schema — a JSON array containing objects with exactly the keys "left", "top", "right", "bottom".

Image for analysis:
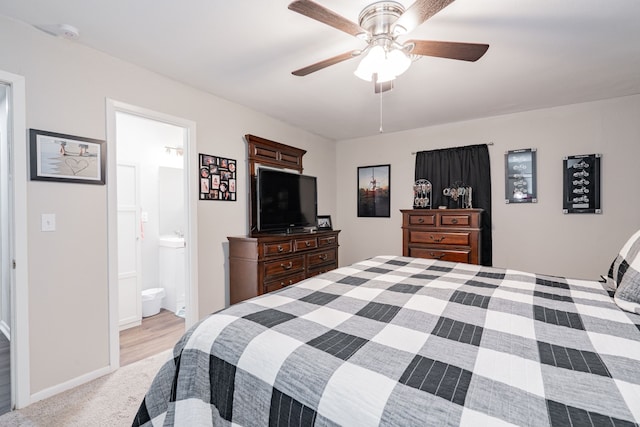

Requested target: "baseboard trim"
[{"left": 29, "top": 365, "right": 111, "bottom": 404}]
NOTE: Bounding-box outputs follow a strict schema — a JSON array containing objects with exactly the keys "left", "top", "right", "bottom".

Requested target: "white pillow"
[{"left": 612, "top": 229, "right": 640, "bottom": 314}]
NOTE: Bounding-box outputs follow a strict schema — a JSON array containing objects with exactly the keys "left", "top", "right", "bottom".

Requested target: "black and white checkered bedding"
[{"left": 133, "top": 256, "right": 640, "bottom": 426}]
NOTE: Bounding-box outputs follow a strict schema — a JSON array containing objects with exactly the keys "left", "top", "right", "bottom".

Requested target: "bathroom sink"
[{"left": 159, "top": 235, "right": 185, "bottom": 248}]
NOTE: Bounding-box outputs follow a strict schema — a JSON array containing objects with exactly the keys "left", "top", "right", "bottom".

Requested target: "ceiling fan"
[{"left": 288, "top": 0, "right": 489, "bottom": 92}]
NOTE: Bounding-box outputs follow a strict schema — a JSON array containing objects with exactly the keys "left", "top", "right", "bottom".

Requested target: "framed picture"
[
  {"left": 199, "top": 153, "right": 236, "bottom": 201},
  {"left": 29, "top": 129, "right": 106, "bottom": 185},
  {"left": 563, "top": 154, "right": 601, "bottom": 214},
  {"left": 317, "top": 215, "right": 332, "bottom": 230},
  {"left": 357, "top": 164, "right": 390, "bottom": 217},
  {"left": 505, "top": 148, "right": 537, "bottom": 203}
]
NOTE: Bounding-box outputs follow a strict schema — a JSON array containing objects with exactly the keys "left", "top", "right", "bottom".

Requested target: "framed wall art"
[
  {"left": 199, "top": 153, "right": 236, "bottom": 201},
  {"left": 29, "top": 129, "right": 106, "bottom": 185},
  {"left": 563, "top": 154, "right": 601, "bottom": 214},
  {"left": 505, "top": 148, "right": 537, "bottom": 203},
  {"left": 357, "top": 164, "right": 390, "bottom": 217}
]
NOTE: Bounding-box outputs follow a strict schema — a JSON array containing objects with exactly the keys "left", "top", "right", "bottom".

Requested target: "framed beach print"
[
  {"left": 357, "top": 164, "right": 390, "bottom": 217},
  {"left": 29, "top": 129, "right": 106, "bottom": 185}
]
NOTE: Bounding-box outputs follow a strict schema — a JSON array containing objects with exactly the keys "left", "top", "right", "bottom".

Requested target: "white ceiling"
[{"left": 2, "top": 0, "right": 640, "bottom": 140}]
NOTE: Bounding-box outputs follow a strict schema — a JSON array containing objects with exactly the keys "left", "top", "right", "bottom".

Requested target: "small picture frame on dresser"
[{"left": 317, "top": 215, "right": 332, "bottom": 230}]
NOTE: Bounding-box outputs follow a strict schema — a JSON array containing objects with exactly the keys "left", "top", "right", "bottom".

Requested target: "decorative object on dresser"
[
  {"left": 317, "top": 215, "right": 332, "bottom": 230},
  {"left": 357, "top": 164, "right": 390, "bottom": 217},
  {"left": 563, "top": 153, "right": 601, "bottom": 214},
  {"left": 412, "top": 179, "right": 431, "bottom": 209},
  {"left": 199, "top": 153, "right": 236, "bottom": 201},
  {"left": 228, "top": 134, "right": 340, "bottom": 304},
  {"left": 504, "top": 148, "right": 537, "bottom": 203},
  {"left": 401, "top": 208, "right": 483, "bottom": 265},
  {"left": 442, "top": 180, "right": 472, "bottom": 208}
]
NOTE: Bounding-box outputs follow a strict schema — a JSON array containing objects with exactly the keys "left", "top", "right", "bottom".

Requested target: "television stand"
[{"left": 227, "top": 229, "right": 340, "bottom": 304}]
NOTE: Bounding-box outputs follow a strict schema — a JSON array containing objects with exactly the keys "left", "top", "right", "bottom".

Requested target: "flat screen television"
[{"left": 257, "top": 168, "right": 318, "bottom": 233}]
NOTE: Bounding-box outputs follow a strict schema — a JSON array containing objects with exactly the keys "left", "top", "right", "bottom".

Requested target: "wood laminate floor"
[{"left": 119, "top": 309, "right": 185, "bottom": 367}]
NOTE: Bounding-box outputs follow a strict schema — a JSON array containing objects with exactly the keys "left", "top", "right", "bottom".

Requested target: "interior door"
[{"left": 117, "top": 163, "right": 142, "bottom": 329}]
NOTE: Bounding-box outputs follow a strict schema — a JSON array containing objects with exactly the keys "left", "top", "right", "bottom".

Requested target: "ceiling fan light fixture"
[{"left": 354, "top": 44, "right": 411, "bottom": 83}]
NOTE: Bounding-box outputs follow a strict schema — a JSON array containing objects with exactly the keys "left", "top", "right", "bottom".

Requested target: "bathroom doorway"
[{"left": 106, "top": 101, "right": 198, "bottom": 369}]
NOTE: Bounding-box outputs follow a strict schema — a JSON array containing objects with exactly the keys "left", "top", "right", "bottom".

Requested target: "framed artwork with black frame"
[
  {"left": 357, "top": 164, "right": 390, "bottom": 217},
  {"left": 563, "top": 154, "right": 601, "bottom": 214},
  {"left": 317, "top": 215, "right": 332, "bottom": 230},
  {"left": 199, "top": 153, "right": 236, "bottom": 201},
  {"left": 505, "top": 148, "right": 537, "bottom": 203},
  {"left": 29, "top": 128, "right": 106, "bottom": 185}
]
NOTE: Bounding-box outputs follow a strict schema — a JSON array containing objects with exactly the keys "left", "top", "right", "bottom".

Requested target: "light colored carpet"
[{"left": 0, "top": 349, "right": 172, "bottom": 426}]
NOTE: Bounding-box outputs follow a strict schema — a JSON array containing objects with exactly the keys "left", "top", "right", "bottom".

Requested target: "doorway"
[
  {"left": 0, "top": 70, "right": 28, "bottom": 410},
  {"left": 106, "top": 101, "right": 198, "bottom": 370}
]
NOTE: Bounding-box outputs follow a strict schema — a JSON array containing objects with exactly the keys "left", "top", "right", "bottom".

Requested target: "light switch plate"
[
  {"left": 140, "top": 211, "right": 149, "bottom": 223},
  {"left": 41, "top": 213, "right": 56, "bottom": 232}
]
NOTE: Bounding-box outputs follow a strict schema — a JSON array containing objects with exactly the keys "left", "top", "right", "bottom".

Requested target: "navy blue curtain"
[{"left": 415, "top": 144, "right": 492, "bottom": 266}]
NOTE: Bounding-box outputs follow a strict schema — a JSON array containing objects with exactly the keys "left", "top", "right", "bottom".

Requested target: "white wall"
[
  {"left": 0, "top": 16, "right": 336, "bottom": 399},
  {"left": 336, "top": 94, "right": 640, "bottom": 280}
]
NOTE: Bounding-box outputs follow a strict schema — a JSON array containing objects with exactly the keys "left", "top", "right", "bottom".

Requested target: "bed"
[{"left": 133, "top": 254, "right": 640, "bottom": 426}]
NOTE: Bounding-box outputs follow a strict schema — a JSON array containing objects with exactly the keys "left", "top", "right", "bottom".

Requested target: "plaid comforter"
[{"left": 133, "top": 256, "right": 640, "bottom": 426}]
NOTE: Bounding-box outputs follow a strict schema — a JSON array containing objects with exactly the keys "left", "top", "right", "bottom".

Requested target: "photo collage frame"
[{"left": 199, "top": 153, "right": 236, "bottom": 201}]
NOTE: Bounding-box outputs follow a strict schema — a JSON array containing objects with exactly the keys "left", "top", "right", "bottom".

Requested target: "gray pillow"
[{"left": 612, "top": 230, "right": 640, "bottom": 314}]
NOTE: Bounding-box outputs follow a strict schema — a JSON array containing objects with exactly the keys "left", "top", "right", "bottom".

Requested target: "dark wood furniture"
[
  {"left": 228, "top": 230, "right": 339, "bottom": 304},
  {"left": 228, "top": 135, "right": 339, "bottom": 304},
  {"left": 401, "top": 209, "right": 483, "bottom": 265}
]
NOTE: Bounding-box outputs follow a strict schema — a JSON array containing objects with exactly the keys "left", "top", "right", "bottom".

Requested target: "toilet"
[{"left": 141, "top": 288, "right": 166, "bottom": 317}]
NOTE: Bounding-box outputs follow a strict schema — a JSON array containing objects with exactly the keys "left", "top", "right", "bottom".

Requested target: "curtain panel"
[{"left": 415, "top": 144, "right": 492, "bottom": 265}]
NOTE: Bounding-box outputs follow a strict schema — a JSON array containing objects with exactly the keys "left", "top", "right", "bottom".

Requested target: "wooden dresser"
[
  {"left": 401, "top": 209, "right": 483, "bottom": 265},
  {"left": 228, "top": 230, "right": 340, "bottom": 304}
]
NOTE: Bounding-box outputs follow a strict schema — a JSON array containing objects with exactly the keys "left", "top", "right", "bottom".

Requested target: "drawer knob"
[
  {"left": 429, "top": 252, "right": 446, "bottom": 260},
  {"left": 319, "top": 254, "right": 328, "bottom": 261},
  {"left": 277, "top": 245, "right": 284, "bottom": 252},
  {"left": 417, "top": 218, "right": 424, "bottom": 223},
  {"left": 430, "top": 235, "right": 444, "bottom": 243},
  {"left": 305, "top": 241, "right": 311, "bottom": 247},
  {"left": 280, "top": 261, "right": 293, "bottom": 270},
  {"left": 451, "top": 218, "right": 459, "bottom": 224}
]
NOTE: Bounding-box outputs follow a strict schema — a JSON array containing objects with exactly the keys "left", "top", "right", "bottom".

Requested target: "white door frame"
[
  {"left": 0, "top": 70, "right": 29, "bottom": 408},
  {"left": 106, "top": 99, "right": 198, "bottom": 370}
]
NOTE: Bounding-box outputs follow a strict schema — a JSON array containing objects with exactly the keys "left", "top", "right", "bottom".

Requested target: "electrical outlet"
[{"left": 41, "top": 213, "right": 56, "bottom": 232}]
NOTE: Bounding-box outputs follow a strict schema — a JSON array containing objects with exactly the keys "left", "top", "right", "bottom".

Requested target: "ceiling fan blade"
[
  {"left": 408, "top": 40, "right": 489, "bottom": 62},
  {"left": 292, "top": 51, "right": 359, "bottom": 76},
  {"left": 393, "top": 0, "right": 455, "bottom": 34},
  {"left": 288, "top": 0, "right": 365, "bottom": 37}
]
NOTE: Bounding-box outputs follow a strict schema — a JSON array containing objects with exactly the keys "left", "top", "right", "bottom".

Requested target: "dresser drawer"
[
  {"left": 295, "top": 237, "right": 318, "bottom": 251},
  {"left": 264, "top": 256, "right": 305, "bottom": 279},
  {"left": 307, "top": 263, "right": 337, "bottom": 277},
  {"left": 307, "top": 248, "right": 337, "bottom": 268},
  {"left": 263, "top": 240, "right": 293, "bottom": 257},
  {"left": 318, "top": 235, "right": 337, "bottom": 247},
  {"left": 408, "top": 214, "right": 436, "bottom": 226},
  {"left": 409, "top": 231, "right": 471, "bottom": 246},
  {"left": 264, "top": 272, "right": 306, "bottom": 293},
  {"left": 439, "top": 213, "right": 473, "bottom": 227},
  {"left": 409, "top": 247, "right": 471, "bottom": 263}
]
